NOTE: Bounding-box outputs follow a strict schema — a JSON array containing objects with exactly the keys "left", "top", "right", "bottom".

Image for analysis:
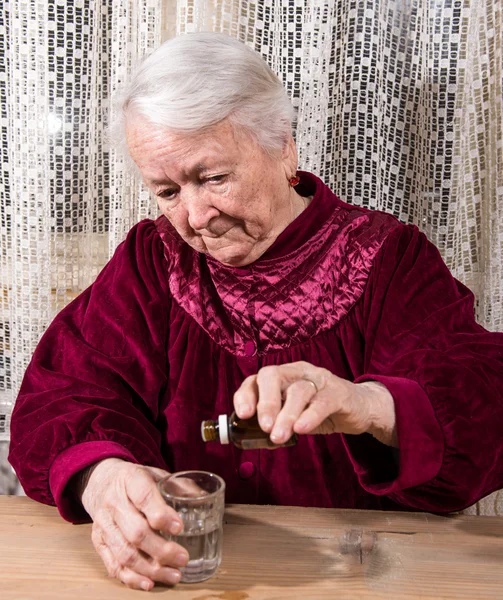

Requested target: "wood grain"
[{"left": 1, "top": 496, "right": 503, "bottom": 599}]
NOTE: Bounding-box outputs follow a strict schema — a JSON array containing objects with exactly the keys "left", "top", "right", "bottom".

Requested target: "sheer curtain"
[
  {"left": 0, "top": 0, "right": 161, "bottom": 493},
  {"left": 174, "top": 0, "right": 503, "bottom": 515}
]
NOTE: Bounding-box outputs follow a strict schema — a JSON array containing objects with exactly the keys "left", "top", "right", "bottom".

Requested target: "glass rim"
[{"left": 157, "top": 470, "right": 226, "bottom": 501}]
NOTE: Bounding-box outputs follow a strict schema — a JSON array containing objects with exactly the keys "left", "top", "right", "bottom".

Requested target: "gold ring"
[{"left": 302, "top": 378, "right": 319, "bottom": 394}]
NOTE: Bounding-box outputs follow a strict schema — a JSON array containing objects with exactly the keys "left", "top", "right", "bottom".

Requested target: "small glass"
[{"left": 157, "top": 471, "right": 225, "bottom": 583}]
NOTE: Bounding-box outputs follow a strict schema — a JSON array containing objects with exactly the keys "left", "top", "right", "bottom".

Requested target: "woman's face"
[{"left": 126, "top": 117, "right": 301, "bottom": 266}]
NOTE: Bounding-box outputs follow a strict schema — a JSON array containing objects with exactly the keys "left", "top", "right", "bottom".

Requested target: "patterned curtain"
[
  {"left": 174, "top": 0, "right": 503, "bottom": 515},
  {"left": 0, "top": 0, "right": 161, "bottom": 492}
]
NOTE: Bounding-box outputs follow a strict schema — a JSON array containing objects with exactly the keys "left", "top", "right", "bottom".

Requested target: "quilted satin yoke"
[{"left": 157, "top": 171, "right": 398, "bottom": 356}]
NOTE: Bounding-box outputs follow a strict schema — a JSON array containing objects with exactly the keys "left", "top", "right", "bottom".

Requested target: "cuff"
[
  {"left": 49, "top": 441, "right": 138, "bottom": 523},
  {"left": 343, "top": 375, "right": 444, "bottom": 495}
]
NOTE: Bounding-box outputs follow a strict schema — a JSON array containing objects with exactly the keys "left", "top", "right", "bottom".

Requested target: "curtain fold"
[
  {"left": 109, "top": 0, "right": 161, "bottom": 254},
  {"left": 0, "top": 0, "right": 162, "bottom": 447}
]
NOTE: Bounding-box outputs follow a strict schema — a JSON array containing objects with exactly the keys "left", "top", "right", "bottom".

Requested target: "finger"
[
  {"left": 96, "top": 512, "right": 182, "bottom": 588},
  {"left": 114, "top": 498, "right": 189, "bottom": 569},
  {"left": 126, "top": 468, "right": 183, "bottom": 535},
  {"left": 235, "top": 363, "right": 326, "bottom": 430},
  {"left": 254, "top": 365, "right": 288, "bottom": 432},
  {"left": 270, "top": 379, "right": 317, "bottom": 443},
  {"left": 233, "top": 374, "right": 259, "bottom": 419},
  {"left": 143, "top": 466, "right": 171, "bottom": 482},
  {"left": 276, "top": 361, "right": 326, "bottom": 395},
  {"left": 294, "top": 397, "right": 338, "bottom": 434},
  {"left": 93, "top": 523, "right": 156, "bottom": 591}
]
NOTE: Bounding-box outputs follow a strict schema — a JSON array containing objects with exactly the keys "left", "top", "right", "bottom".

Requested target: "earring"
[{"left": 289, "top": 175, "right": 300, "bottom": 187}]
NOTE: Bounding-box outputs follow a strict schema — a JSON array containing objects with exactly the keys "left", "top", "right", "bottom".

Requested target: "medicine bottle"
[{"left": 201, "top": 412, "right": 297, "bottom": 450}]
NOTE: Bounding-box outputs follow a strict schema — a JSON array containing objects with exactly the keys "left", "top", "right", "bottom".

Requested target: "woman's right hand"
[{"left": 78, "top": 458, "right": 189, "bottom": 591}]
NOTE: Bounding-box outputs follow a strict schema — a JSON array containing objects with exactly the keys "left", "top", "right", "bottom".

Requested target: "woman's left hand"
[{"left": 233, "top": 361, "right": 398, "bottom": 448}]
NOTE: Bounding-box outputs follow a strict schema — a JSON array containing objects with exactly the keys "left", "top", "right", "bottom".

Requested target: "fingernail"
[
  {"left": 170, "top": 520, "right": 182, "bottom": 535},
  {"left": 271, "top": 429, "right": 285, "bottom": 443},
  {"left": 141, "top": 580, "right": 152, "bottom": 591},
  {"left": 261, "top": 416, "right": 273, "bottom": 431},
  {"left": 295, "top": 420, "right": 309, "bottom": 433},
  {"left": 175, "top": 552, "right": 189, "bottom": 567},
  {"left": 238, "top": 403, "right": 251, "bottom": 416},
  {"left": 169, "top": 571, "right": 181, "bottom": 585}
]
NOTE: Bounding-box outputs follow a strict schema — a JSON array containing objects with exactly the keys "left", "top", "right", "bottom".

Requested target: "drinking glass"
[{"left": 157, "top": 470, "right": 225, "bottom": 583}]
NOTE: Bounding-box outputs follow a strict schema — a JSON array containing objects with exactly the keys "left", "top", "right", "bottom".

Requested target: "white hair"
[{"left": 112, "top": 32, "right": 295, "bottom": 156}]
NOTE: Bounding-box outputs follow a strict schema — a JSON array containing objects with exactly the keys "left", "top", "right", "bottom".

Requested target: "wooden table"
[{"left": 1, "top": 496, "right": 503, "bottom": 599}]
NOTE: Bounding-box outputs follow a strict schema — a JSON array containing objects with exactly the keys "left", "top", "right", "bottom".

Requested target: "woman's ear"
[{"left": 281, "top": 134, "right": 298, "bottom": 177}]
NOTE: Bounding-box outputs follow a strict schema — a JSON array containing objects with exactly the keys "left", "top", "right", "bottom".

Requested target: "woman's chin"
[
  {"left": 204, "top": 243, "right": 256, "bottom": 267},
  {"left": 185, "top": 234, "right": 259, "bottom": 266},
  {"left": 208, "top": 250, "right": 253, "bottom": 267}
]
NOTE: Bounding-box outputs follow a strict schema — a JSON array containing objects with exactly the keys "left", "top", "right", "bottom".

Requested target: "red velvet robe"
[{"left": 9, "top": 172, "right": 503, "bottom": 522}]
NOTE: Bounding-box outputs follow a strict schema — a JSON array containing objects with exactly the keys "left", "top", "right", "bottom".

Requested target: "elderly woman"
[{"left": 9, "top": 32, "right": 503, "bottom": 590}]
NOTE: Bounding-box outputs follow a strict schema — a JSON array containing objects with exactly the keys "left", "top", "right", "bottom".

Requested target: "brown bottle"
[{"left": 201, "top": 412, "right": 297, "bottom": 450}]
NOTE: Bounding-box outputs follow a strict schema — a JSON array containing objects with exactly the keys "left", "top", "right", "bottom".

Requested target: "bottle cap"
[{"left": 218, "top": 414, "right": 229, "bottom": 444}]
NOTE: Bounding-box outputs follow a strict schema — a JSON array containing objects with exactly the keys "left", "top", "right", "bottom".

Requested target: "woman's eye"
[
  {"left": 206, "top": 174, "right": 226, "bottom": 183},
  {"left": 158, "top": 189, "right": 177, "bottom": 199}
]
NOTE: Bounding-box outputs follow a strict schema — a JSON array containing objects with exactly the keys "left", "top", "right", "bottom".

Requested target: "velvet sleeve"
[
  {"left": 8, "top": 220, "right": 171, "bottom": 522},
  {"left": 344, "top": 223, "right": 503, "bottom": 513}
]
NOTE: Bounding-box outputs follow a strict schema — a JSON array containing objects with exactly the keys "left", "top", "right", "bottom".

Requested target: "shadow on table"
[
  {"left": 152, "top": 512, "right": 396, "bottom": 594},
  {"left": 450, "top": 515, "right": 503, "bottom": 566}
]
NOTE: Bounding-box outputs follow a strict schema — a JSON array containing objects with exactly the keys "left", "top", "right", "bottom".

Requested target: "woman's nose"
[{"left": 184, "top": 192, "right": 219, "bottom": 231}]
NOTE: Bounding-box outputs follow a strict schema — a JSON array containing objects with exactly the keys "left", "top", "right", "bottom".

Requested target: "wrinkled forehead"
[{"left": 124, "top": 115, "right": 257, "bottom": 180}]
